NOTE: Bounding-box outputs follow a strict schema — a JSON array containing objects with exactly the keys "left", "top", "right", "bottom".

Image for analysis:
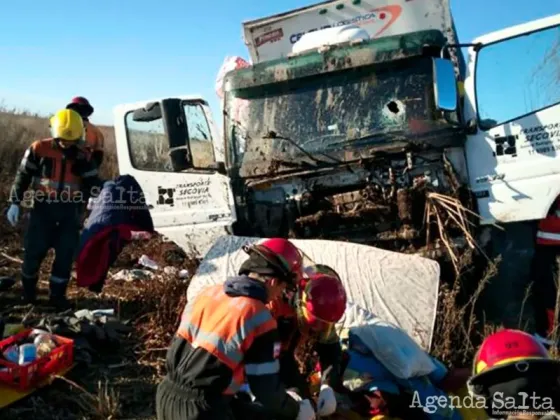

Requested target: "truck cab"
[{"left": 112, "top": 2, "right": 560, "bottom": 261}]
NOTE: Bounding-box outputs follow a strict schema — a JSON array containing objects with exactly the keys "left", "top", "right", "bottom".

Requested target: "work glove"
[
  {"left": 287, "top": 390, "right": 316, "bottom": 420},
  {"left": 317, "top": 384, "right": 337, "bottom": 416},
  {"left": 86, "top": 197, "right": 96, "bottom": 210},
  {"left": 6, "top": 204, "right": 19, "bottom": 227}
]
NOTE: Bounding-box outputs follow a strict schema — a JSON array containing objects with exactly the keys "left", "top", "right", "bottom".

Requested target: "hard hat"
[
  {"left": 241, "top": 238, "right": 304, "bottom": 286},
  {"left": 472, "top": 329, "right": 551, "bottom": 376},
  {"left": 297, "top": 272, "right": 347, "bottom": 336},
  {"left": 66, "top": 96, "right": 94, "bottom": 117},
  {"left": 468, "top": 329, "right": 560, "bottom": 416},
  {"left": 50, "top": 109, "right": 85, "bottom": 142}
]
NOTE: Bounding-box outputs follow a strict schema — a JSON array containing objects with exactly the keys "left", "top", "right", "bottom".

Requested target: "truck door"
[
  {"left": 463, "top": 14, "right": 560, "bottom": 224},
  {"left": 113, "top": 96, "right": 236, "bottom": 257}
]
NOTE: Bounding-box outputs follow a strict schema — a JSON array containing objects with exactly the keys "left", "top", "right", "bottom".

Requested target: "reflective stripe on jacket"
[
  {"left": 177, "top": 283, "right": 277, "bottom": 395},
  {"left": 537, "top": 199, "right": 560, "bottom": 246},
  {"left": 10, "top": 138, "right": 100, "bottom": 205}
]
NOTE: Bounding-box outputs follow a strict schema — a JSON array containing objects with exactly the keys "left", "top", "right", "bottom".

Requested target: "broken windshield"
[{"left": 225, "top": 57, "right": 449, "bottom": 178}]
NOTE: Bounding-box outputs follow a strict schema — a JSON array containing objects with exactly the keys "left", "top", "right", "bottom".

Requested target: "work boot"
[
  {"left": 21, "top": 275, "right": 38, "bottom": 305},
  {"left": 48, "top": 281, "right": 73, "bottom": 312}
]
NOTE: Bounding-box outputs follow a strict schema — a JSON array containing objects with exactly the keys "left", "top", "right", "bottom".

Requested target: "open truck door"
[
  {"left": 461, "top": 14, "right": 560, "bottom": 225},
  {"left": 113, "top": 96, "right": 236, "bottom": 257}
]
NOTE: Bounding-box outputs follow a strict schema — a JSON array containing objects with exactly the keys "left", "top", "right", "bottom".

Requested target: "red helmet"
[
  {"left": 297, "top": 273, "right": 347, "bottom": 335},
  {"left": 472, "top": 329, "right": 551, "bottom": 376},
  {"left": 468, "top": 328, "right": 560, "bottom": 415},
  {"left": 242, "top": 238, "right": 303, "bottom": 286},
  {"left": 66, "top": 96, "right": 94, "bottom": 117}
]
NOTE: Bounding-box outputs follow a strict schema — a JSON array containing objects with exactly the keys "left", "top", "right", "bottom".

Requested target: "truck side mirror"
[{"left": 432, "top": 58, "right": 458, "bottom": 113}]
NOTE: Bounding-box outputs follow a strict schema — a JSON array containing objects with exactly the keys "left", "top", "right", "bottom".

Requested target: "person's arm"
[
  {"left": 92, "top": 125, "right": 104, "bottom": 167},
  {"left": 74, "top": 151, "right": 105, "bottom": 200},
  {"left": 316, "top": 337, "right": 343, "bottom": 389},
  {"left": 9, "top": 143, "right": 40, "bottom": 205},
  {"left": 245, "top": 329, "right": 302, "bottom": 420}
]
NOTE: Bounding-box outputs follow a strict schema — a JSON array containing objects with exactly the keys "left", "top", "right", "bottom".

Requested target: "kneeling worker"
[{"left": 155, "top": 239, "right": 317, "bottom": 420}]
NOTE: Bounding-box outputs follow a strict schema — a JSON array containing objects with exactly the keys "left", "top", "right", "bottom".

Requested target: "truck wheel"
[{"left": 479, "top": 221, "right": 538, "bottom": 332}]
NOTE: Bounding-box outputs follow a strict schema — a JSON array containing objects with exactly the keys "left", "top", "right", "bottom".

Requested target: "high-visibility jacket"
[
  {"left": 162, "top": 276, "right": 301, "bottom": 418},
  {"left": 177, "top": 283, "right": 278, "bottom": 395},
  {"left": 84, "top": 120, "right": 104, "bottom": 152},
  {"left": 84, "top": 120, "right": 105, "bottom": 168},
  {"left": 537, "top": 198, "right": 560, "bottom": 246},
  {"left": 9, "top": 138, "right": 100, "bottom": 205}
]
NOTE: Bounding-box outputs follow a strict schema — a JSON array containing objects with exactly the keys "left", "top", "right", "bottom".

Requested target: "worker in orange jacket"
[
  {"left": 66, "top": 96, "right": 105, "bottom": 168},
  {"left": 250, "top": 239, "right": 347, "bottom": 418},
  {"left": 6, "top": 109, "right": 103, "bottom": 309},
  {"left": 532, "top": 197, "right": 560, "bottom": 341},
  {"left": 156, "top": 238, "right": 317, "bottom": 420}
]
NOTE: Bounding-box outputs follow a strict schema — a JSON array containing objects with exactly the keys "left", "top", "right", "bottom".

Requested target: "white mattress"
[{"left": 187, "top": 236, "right": 441, "bottom": 350}]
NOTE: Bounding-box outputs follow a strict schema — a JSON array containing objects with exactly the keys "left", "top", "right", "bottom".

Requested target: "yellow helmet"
[{"left": 50, "top": 108, "right": 84, "bottom": 142}]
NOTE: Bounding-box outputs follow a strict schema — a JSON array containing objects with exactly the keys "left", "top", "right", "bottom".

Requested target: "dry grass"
[{"left": 0, "top": 105, "right": 549, "bottom": 419}]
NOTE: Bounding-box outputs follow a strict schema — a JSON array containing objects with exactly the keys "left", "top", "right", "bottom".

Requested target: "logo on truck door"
[
  {"left": 493, "top": 134, "right": 518, "bottom": 158},
  {"left": 157, "top": 179, "right": 212, "bottom": 209}
]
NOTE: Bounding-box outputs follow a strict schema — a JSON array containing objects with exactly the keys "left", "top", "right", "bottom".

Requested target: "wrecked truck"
[
  {"left": 113, "top": 0, "right": 470, "bottom": 262},
  {"left": 113, "top": 1, "right": 560, "bottom": 326}
]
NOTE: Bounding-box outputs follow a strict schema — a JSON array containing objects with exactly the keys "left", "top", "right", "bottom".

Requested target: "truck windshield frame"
[{"left": 225, "top": 55, "right": 453, "bottom": 178}]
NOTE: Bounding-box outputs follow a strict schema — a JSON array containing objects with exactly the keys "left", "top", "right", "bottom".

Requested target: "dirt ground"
[{"left": 0, "top": 202, "right": 199, "bottom": 419}]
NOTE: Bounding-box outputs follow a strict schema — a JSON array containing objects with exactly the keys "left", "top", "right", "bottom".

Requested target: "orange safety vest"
[
  {"left": 84, "top": 121, "right": 104, "bottom": 152},
  {"left": 537, "top": 198, "right": 560, "bottom": 245},
  {"left": 176, "top": 284, "right": 278, "bottom": 395},
  {"left": 27, "top": 138, "right": 93, "bottom": 201}
]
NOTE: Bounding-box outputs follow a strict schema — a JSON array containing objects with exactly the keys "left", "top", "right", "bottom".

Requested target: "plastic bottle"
[
  {"left": 3, "top": 345, "right": 19, "bottom": 363},
  {"left": 18, "top": 343, "right": 37, "bottom": 365},
  {"left": 139, "top": 255, "right": 159, "bottom": 270}
]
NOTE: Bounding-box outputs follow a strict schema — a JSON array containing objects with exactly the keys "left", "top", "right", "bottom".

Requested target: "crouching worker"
[
  {"left": 468, "top": 328, "right": 560, "bottom": 419},
  {"left": 261, "top": 249, "right": 347, "bottom": 417},
  {"left": 155, "top": 238, "right": 317, "bottom": 420},
  {"left": 6, "top": 109, "right": 103, "bottom": 310}
]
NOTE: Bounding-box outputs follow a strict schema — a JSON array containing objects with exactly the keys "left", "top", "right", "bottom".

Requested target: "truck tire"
[{"left": 480, "top": 221, "right": 538, "bottom": 332}]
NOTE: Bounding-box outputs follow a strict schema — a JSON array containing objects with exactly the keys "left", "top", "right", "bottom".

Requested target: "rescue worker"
[
  {"left": 266, "top": 253, "right": 347, "bottom": 418},
  {"left": 155, "top": 238, "right": 317, "bottom": 420},
  {"left": 6, "top": 108, "right": 103, "bottom": 309},
  {"left": 468, "top": 329, "right": 560, "bottom": 419},
  {"left": 66, "top": 96, "right": 105, "bottom": 168},
  {"left": 532, "top": 198, "right": 560, "bottom": 342}
]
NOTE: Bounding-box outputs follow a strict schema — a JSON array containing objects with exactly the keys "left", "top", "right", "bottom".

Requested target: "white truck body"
[
  {"left": 241, "top": 0, "right": 455, "bottom": 64},
  {"left": 113, "top": 2, "right": 560, "bottom": 258}
]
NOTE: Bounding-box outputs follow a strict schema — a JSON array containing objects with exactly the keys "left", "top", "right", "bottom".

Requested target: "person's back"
[
  {"left": 156, "top": 239, "right": 317, "bottom": 420},
  {"left": 84, "top": 120, "right": 104, "bottom": 167}
]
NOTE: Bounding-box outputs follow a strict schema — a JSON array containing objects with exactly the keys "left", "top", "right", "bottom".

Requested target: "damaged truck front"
[{"left": 223, "top": 30, "right": 469, "bottom": 259}]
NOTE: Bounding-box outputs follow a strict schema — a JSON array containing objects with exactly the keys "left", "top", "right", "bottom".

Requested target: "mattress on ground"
[{"left": 186, "top": 236, "right": 441, "bottom": 350}]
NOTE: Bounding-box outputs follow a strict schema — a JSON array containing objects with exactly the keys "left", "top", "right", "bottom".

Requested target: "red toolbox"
[{"left": 0, "top": 328, "right": 74, "bottom": 391}]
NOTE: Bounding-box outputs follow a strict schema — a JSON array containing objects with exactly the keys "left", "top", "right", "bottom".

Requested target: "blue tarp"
[{"left": 76, "top": 175, "right": 154, "bottom": 292}]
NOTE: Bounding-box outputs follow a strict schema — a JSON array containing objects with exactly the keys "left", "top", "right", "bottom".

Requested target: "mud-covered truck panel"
[{"left": 223, "top": 28, "right": 469, "bottom": 258}]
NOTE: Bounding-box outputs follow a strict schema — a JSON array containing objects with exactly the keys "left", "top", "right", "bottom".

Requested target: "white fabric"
[
  {"left": 347, "top": 317, "right": 438, "bottom": 379},
  {"left": 187, "top": 235, "right": 441, "bottom": 350},
  {"left": 6, "top": 204, "right": 19, "bottom": 227},
  {"left": 317, "top": 384, "right": 336, "bottom": 416}
]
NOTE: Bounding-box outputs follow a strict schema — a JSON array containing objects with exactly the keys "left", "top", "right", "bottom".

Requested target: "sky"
[{"left": 0, "top": 0, "right": 558, "bottom": 127}]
